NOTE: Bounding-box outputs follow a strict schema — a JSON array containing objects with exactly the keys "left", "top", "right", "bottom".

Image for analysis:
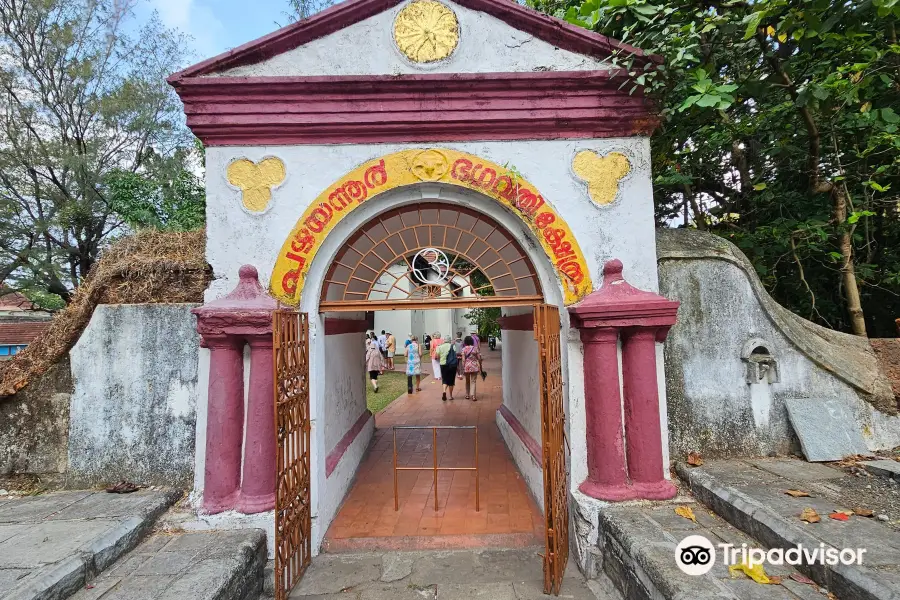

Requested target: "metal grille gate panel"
[
  {"left": 273, "top": 310, "right": 311, "bottom": 600},
  {"left": 534, "top": 304, "right": 569, "bottom": 595}
]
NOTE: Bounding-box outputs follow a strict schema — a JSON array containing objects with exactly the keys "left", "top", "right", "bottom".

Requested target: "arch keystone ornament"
[
  {"left": 271, "top": 148, "right": 593, "bottom": 306},
  {"left": 572, "top": 150, "right": 631, "bottom": 206},
  {"left": 393, "top": 1, "right": 460, "bottom": 63},
  {"left": 227, "top": 157, "right": 286, "bottom": 213}
]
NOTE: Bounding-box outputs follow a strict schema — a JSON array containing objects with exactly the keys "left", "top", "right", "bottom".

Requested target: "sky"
[{"left": 136, "top": 0, "right": 300, "bottom": 65}]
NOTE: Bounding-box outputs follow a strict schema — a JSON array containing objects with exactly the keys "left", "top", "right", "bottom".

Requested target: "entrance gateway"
[
  {"left": 173, "top": 1, "right": 679, "bottom": 599},
  {"left": 272, "top": 197, "right": 571, "bottom": 597}
]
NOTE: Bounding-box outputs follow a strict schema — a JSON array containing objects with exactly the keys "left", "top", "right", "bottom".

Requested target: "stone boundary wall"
[
  {"left": 67, "top": 304, "right": 200, "bottom": 487},
  {"left": 0, "top": 357, "right": 72, "bottom": 482},
  {"left": 657, "top": 229, "right": 899, "bottom": 458}
]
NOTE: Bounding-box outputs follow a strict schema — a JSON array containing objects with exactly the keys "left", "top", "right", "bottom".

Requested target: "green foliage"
[
  {"left": 530, "top": 0, "right": 900, "bottom": 336},
  {"left": 0, "top": 0, "right": 201, "bottom": 302},
  {"left": 464, "top": 307, "right": 501, "bottom": 339}
]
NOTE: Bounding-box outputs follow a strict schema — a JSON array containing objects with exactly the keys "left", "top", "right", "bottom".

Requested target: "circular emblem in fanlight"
[
  {"left": 412, "top": 248, "right": 451, "bottom": 284},
  {"left": 393, "top": 1, "right": 460, "bottom": 63}
]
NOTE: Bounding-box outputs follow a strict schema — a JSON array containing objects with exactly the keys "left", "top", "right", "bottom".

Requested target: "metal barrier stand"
[{"left": 392, "top": 425, "right": 479, "bottom": 512}]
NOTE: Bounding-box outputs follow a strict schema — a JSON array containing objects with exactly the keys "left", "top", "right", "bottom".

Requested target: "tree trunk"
[{"left": 832, "top": 187, "right": 867, "bottom": 336}]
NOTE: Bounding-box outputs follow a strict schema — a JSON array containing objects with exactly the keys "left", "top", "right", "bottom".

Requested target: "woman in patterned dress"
[
  {"left": 406, "top": 335, "right": 422, "bottom": 394},
  {"left": 461, "top": 335, "right": 483, "bottom": 401}
]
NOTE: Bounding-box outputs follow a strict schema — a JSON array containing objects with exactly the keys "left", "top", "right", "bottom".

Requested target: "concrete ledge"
[
  {"left": 596, "top": 506, "right": 730, "bottom": 600},
  {"left": 676, "top": 462, "right": 897, "bottom": 600},
  {"left": 1, "top": 490, "right": 180, "bottom": 600}
]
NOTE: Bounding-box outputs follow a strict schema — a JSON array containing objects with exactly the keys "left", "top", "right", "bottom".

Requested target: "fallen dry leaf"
[
  {"left": 790, "top": 573, "right": 815, "bottom": 585},
  {"left": 829, "top": 512, "right": 850, "bottom": 521},
  {"left": 853, "top": 508, "right": 874, "bottom": 517},
  {"left": 800, "top": 508, "right": 821, "bottom": 523},
  {"left": 785, "top": 489, "right": 811, "bottom": 498},
  {"left": 675, "top": 506, "right": 698, "bottom": 523},
  {"left": 687, "top": 451, "right": 704, "bottom": 467},
  {"left": 729, "top": 562, "right": 775, "bottom": 584},
  {"left": 768, "top": 576, "right": 783, "bottom": 585},
  {"left": 834, "top": 509, "right": 854, "bottom": 516}
]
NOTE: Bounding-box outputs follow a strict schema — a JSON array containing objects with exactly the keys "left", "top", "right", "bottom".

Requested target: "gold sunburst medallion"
[{"left": 393, "top": 1, "right": 460, "bottom": 63}]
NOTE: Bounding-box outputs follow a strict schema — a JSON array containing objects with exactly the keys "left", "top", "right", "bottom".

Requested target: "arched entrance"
[
  {"left": 273, "top": 190, "right": 569, "bottom": 598},
  {"left": 320, "top": 202, "right": 543, "bottom": 310}
]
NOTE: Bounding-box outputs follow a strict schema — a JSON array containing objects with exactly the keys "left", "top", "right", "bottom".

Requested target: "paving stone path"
[
  {"left": 0, "top": 490, "right": 178, "bottom": 600},
  {"left": 289, "top": 547, "right": 621, "bottom": 600}
]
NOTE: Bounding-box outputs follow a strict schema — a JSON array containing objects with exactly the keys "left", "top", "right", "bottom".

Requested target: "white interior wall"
[
  {"left": 497, "top": 310, "right": 543, "bottom": 508},
  {"left": 319, "top": 324, "right": 372, "bottom": 547}
]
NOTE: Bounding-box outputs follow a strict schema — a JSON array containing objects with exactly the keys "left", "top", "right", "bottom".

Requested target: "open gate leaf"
[
  {"left": 674, "top": 506, "right": 698, "bottom": 523},
  {"left": 800, "top": 508, "right": 821, "bottom": 523},
  {"left": 785, "top": 489, "right": 810, "bottom": 498}
]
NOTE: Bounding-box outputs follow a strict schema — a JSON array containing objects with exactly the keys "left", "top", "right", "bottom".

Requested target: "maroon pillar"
[
  {"left": 203, "top": 336, "right": 245, "bottom": 514},
  {"left": 569, "top": 259, "right": 679, "bottom": 502},
  {"left": 622, "top": 328, "right": 676, "bottom": 499},
  {"left": 578, "top": 327, "right": 634, "bottom": 501},
  {"left": 194, "top": 265, "right": 278, "bottom": 515},
  {"left": 238, "top": 334, "right": 276, "bottom": 513}
]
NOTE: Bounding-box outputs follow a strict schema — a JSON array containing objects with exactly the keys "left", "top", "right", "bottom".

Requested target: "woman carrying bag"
[{"left": 460, "top": 335, "right": 483, "bottom": 401}]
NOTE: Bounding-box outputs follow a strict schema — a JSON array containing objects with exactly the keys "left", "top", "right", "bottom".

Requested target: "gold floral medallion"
[{"left": 393, "top": 1, "right": 460, "bottom": 63}]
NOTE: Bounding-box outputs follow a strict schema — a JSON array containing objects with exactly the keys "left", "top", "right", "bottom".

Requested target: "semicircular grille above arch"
[{"left": 320, "top": 203, "right": 543, "bottom": 310}]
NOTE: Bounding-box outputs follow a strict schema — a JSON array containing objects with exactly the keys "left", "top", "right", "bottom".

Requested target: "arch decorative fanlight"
[{"left": 320, "top": 203, "right": 543, "bottom": 310}]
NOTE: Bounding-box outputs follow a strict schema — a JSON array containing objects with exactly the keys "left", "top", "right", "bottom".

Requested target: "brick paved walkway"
[{"left": 324, "top": 352, "right": 544, "bottom": 551}]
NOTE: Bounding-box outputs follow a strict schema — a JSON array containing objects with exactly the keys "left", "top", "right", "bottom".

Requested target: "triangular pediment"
[{"left": 169, "top": 0, "right": 653, "bottom": 81}]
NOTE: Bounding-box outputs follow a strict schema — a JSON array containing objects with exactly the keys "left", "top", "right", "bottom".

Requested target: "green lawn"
[{"left": 366, "top": 371, "right": 408, "bottom": 413}]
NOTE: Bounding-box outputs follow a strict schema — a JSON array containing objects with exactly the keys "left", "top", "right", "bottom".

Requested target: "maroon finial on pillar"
[
  {"left": 193, "top": 265, "right": 278, "bottom": 514},
  {"left": 569, "top": 259, "right": 679, "bottom": 501}
]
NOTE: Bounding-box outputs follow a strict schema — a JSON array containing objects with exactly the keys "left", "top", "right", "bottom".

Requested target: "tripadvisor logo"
[{"left": 675, "top": 535, "right": 716, "bottom": 575}]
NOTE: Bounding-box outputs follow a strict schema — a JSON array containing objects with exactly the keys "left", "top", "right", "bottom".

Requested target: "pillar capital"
[
  {"left": 193, "top": 264, "right": 277, "bottom": 339},
  {"left": 578, "top": 326, "right": 618, "bottom": 345},
  {"left": 568, "top": 259, "right": 679, "bottom": 330}
]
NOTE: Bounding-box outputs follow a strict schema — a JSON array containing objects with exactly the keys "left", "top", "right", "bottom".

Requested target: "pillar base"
[
  {"left": 632, "top": 480, "right": 678, "bottom": 500},
  {"left": 237, "top": 491, "right": 276, "bottom": 514},
  {"left": 203, "top": 490, "right": 240, "bottom": 515},
  {"left": 578, "top": 480, "right": 637, "bottom": 502}
]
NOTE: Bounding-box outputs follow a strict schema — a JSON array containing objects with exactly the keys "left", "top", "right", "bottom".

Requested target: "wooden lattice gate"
[
  {"left": 534, "top": 304, "right": 569, "bottom": 595},
  {"left": 273, "top": 310, "right": 312, "bottom": 600}
]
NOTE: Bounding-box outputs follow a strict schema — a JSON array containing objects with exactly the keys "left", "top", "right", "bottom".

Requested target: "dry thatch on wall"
[{"left": 0, "top": 229, "right": 211, "bottom": 397}]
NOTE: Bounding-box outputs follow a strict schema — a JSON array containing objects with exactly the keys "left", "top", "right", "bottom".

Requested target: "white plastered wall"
[
  {"left": 214, "top": 0, "right": 611, "bottom": 78},
  {"left": 195, "top": 137, "right": 662, "bottom": 555}
]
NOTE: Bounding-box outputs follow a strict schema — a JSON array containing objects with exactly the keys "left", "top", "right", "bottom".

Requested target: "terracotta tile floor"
[{"left": 323, "top": 352, "right": 544, "bottom": 551}]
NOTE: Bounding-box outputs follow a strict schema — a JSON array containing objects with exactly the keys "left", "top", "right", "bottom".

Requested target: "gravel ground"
[{"left": 827, "top": 450, "right": 900, "bottom": 530}]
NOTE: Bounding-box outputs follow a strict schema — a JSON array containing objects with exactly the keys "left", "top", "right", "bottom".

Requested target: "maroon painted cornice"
[
  {"left": 324, "top": 317, "right": 370, "bottom": 335},
  {"left": 172, "top": 70, "right": 658, "bottom": 146},
  {"left": 168, "top": 0, "right": 657, "bottom": 83},
  {"left": 498, "top": 313, "right": 534, "bottom": 331}
]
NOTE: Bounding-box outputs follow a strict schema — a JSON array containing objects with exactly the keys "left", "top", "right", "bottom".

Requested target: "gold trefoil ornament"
[{"left": 393, "top": 1, "right": 460, "bottom": 63}]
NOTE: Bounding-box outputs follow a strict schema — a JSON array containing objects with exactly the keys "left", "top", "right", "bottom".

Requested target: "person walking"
[
  {"left": 461, "top": 335, "right": 483, "bottom": 401},
  {"left": 423, "top": 334, "right": 431, "bottom": 352},
  {"left": 453, "top": 331, "right": 464, "bottom": 380},
  {"left": 406, "top": 335, "right": 422, "bottom": 393},
  {"left": 365, "top": 333, "right": 383, "bottom": 392},
  {"left": 430, "top": 332, "right": 443, "bottom": 381},
  {"left": 386, "top": 331, "right": 396, "bottom": 371},
  {"left": 377, "top": 330, "right": 387, "bottom": 374},
  {"left": 437, "top": 336, "right": 458, "bottom": 401}
]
